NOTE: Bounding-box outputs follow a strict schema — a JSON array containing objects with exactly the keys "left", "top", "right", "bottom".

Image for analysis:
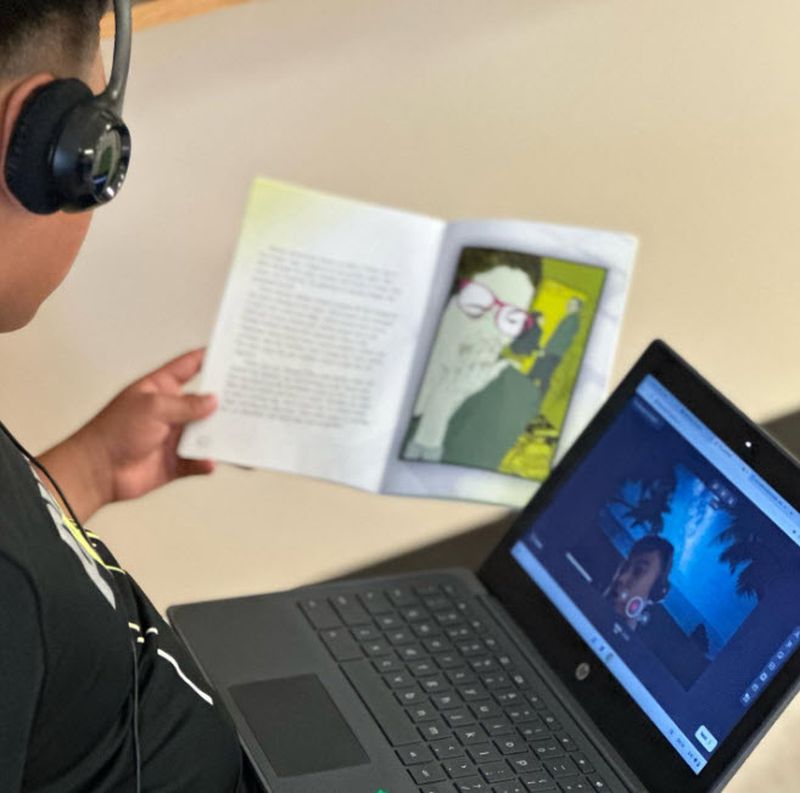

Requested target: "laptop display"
[{"left": 510, "top": 373, "right": 800, "bottom": 776}]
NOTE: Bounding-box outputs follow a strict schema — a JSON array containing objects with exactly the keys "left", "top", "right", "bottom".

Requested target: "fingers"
[
  {"left": 176, "top": 457, "right": 216, "bottom": 478},
  {"left": 151, "top": 392, "right": 218, "bottom": 425},
  {"left": 145, "top": 348, "right": 207, "bottom": 390}
]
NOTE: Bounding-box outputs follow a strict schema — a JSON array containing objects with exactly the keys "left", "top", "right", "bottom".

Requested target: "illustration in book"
[{"left": 401, "top": 246, "right": 606, "bottom": 482}]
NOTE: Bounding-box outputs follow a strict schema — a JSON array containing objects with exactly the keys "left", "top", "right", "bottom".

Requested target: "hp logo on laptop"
[{"left": 575, "top": 662, "right": 591, "bottom": 681}]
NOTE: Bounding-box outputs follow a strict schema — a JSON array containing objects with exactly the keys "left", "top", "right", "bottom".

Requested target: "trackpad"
[{"left": 229, "top": 675, "right": 369, "bottom": 777}]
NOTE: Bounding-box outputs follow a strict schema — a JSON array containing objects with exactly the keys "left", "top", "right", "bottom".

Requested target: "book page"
[
  {"left": 381, "top": 218, "right": 637, "bottom": 507},
  {"left": 179, "top": 179, "right": 445, "bottom": 491}
]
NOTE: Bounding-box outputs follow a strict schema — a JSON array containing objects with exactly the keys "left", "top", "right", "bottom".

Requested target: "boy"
[
  {"left": 604, "top": 535, "right": 674, "bottom": 631},
  {"left": 0, "top": 2, "right": 255, "bottom": 790}
]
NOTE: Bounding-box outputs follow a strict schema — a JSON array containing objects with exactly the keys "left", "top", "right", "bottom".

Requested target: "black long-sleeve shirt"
[{"left": 0, "top": 426, "right": 249, "bottom": 792}]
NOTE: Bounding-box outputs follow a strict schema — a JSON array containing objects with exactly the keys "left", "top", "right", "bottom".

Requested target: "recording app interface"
[{"left": 511, "top": 375, "right": 800, "bottom": 774}]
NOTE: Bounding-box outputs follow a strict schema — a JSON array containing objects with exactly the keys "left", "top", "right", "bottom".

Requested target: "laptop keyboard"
[{"left": 299, "top": 577, "right": 618, "bottom": 793}]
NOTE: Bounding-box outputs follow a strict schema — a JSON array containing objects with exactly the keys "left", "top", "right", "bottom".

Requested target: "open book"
[{"left": 179, "top": 179, "right": 636, "bottom": 507}]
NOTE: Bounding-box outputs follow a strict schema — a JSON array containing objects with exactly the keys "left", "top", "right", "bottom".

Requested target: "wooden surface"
[{"left": 101, "top": 0, "right": 248, "bottom": 35}]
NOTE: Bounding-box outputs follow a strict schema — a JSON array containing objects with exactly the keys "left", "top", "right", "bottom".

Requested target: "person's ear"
[{"left": 0, "top": 74, "right": 56, "bottom": 207}]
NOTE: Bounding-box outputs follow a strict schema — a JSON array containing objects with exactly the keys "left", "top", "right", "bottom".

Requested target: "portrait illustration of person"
[{"left": 403, "top": 249, "right": 542, "bottom": 463}]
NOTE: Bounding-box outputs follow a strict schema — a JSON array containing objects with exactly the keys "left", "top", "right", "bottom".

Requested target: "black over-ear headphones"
[{"left": 5, "top": 0, "right": 132, "bottom": 215}]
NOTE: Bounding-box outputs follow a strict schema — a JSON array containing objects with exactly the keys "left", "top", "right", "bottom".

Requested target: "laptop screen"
[{"left": 510, "top": 374, "right": 800, "bottom": 775}]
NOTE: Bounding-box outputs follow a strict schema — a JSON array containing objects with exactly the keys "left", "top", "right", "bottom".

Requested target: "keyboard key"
[
  {"left": 586, "top": 775, "right": 610, "bottom": 790},
  {"left": 496, "top": 736, "right": 528, "bottom": 755},
  {"left": 415, "top": 583, "right": 442, "bottom": 598},
  {"left": 448, "top": 669, "right": 477, "bottom": 686},
  {"left": 387, "top": 586, "right": 419, "bottom": 608},
  {"left": 460, "top": 685, "right": 490, "bottom": 702},
  {"left": 373, "top": 654, "right": 403, "bottom": 674},
  {"left": 546, "top": 758, "right": 579, "bottom": 778},
  {"left": 424, "top": 595, "right": 452, "bottom": 611},
  {"left": 442, "top": 757, "right": 475, "bottom": 778},
  {"left": 558, "top": 781, "right": 591, "bottom": 792},
  {"left": 467, "top": 744, "right": 502, "bottom": 764},
  {"left": 425, "top": 637, "right": 453, "bottom": 654},
  {"left": 510, "top": 672, "right": 532, "bottom": 689},
  {"left": 518, "top": 719, "right": 548, "bottom": 742},
  {"left": 414, "top": 621, "right": 443, "bottom": 639},
  {"left": 482, "top": 672, "right": 512, "bottom": 690},
  {"left": 432, "top": 691, "right": 460, "bottom": 710},
  {"left": 572, "top": 753, "right": 594, "bottom": 774},
  {"left": 508, "top": 752, "right": 543, "bottom": 773},
  {"left": 421, "top": 675, "right": 451, "bottom": 694},
  {"left": 436, "top": 610, "right": 465, "bottom": 626},
  {"left": 555, "top": 733, "right": 578, "bottom": 752},
  {"left": 363, "top": 639, "right": 393, "bottom": 657},
  {"left": 299, "top": 598, "right": 341, "bottom": 630},
  {"left": 341, "top": 659, "right": 417, "bottom": 746},
  {"left": 430, "top": 738, "right": 464, "bottom": 760},
  {"left": 330, "top": 594, "right": 371, "bottom": 626},
  {"left": 454, "top": 776, "right": 489, "bottom": 791},
  {"left": 408, "top": 704, "right": 438, "bottom": 723},
  {"left": 400, "top": 644, "right": 428, "bottom": 662},
  {"left": 484, "top": 718, "right": 514, "bottom": 737},
  {"left": 351, "top": 625, "right": 381, "bottom": 642},
  {"left": 458, "top": 641, "right": 485, "bottom": 657},
  {"left": 541, "top": 712, "right": 562, "bottom": 731},
  {"left": 454, "top": 726, "right": 486, "bottom": 746},
  {"left": 410, "top": 763, "right": 447, "bottom": 784},
  {"left": 419, "top": 785, "right": 456, "bottom": 793},
  {"left": 418, "top": 720, "right": 451, "bottom": 741},
  {"left": 527, "top": 692, "right": 547, "bottom": 710},
  {"left": 384, "top": 671, "right": 414, "bottom": 689},
  {"left": 388, "top": 629, "right": 417, "bottom": 646},
  {"left": 478, "top": 760, "right": 515, "bottom": 783},
  {"left": 470, "top": 701, "right": 502, "bottom": 720},
  {"left": 520, "top": 773, "right": 557, "bottom": 790},
  {"left": 320, "top": 628, "right": 363, "bottom": 661},
  {"left": 410, "top": 660, "right": 438, "bottom": 677},
  {"left": 495, "top": 691, "right": 524, "bottom": 706},
  {"left": 494, "top": 783, "right": 526, "bottom": 793},
  {"left": 376, "top": 613, "right": 403, "bottom": 630},
  {"left": 444, "top": 708, "right": 476, "bottom": 728},
  {"left": 437, "top": 653, "right": 464, "bottom": 669},
  {"left": 531, "top": 740, "right": 565, "bottom": 760},
  {"left": 402, "top": 606, "right": 430, "bottom": 623},
  {"left": 470, "top": 658, "right": 498, "bottom": 673},
  {"left": 359, "top": 590, "right": 393, "bottom": 615},
  {"left": 447, "top": 626, "right": 474, "bottom": 641},
  {"left": 506, "top": 706, "right": 537, "bottom": 724},
  {"left": 398, "top": 744, "right": 434, "bottom": 765},
  {"left": 397, "top": 687, "right": 426, "bottom": 706}
]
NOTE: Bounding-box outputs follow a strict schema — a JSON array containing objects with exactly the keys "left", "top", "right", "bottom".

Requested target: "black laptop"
[{"left": 169, "top": 340, "right": 800, "bottom": 793}]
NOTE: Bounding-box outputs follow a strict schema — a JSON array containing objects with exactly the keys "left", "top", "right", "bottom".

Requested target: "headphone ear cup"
[{"left": 5, "top": 79, "right": 92, "bottom": 215}]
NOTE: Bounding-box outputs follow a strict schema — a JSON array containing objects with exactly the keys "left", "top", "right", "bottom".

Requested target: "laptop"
[{"left": 169, "top": 340, "right": 800, "bottom": 793}]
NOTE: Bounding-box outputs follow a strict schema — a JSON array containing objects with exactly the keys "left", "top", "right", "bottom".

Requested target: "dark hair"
[
  {"left": 628, "top": 534, "right": 675, "bottom": 579},
  {"left": 0, "top": 1, "right": 108, "bottom": 76},
  {"left": 455, "top": 247, "right": 543, "bottom": 295}
]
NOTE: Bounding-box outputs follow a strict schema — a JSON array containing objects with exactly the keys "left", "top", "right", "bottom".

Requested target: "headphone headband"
[
  {"left": 4, "top": 0, "right": 133, "bottom": 214},
  {"left": 102, "top": 0, "right": 133, "bottom": 112}
]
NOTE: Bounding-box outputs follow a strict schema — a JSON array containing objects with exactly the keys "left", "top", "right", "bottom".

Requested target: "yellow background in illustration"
[{"left": 499, "top": 257, "right": 606, "bottom": 480}]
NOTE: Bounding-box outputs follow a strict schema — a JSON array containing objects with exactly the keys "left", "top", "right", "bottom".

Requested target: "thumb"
[{"left": 153, "top": 393, "right": 218, "bottom": 425}]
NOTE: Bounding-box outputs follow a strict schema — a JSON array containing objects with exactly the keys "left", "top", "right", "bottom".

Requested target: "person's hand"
[{"left": 39, "top": 349, "right": 217, "bottom": 522}]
